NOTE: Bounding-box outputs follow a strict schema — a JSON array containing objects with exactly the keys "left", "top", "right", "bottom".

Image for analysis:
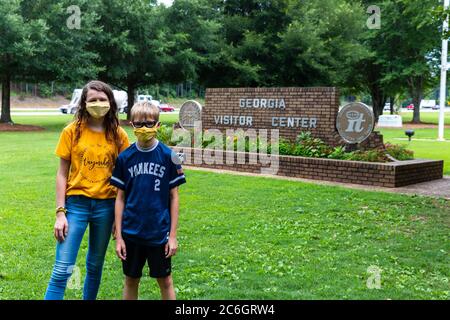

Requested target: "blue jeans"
[{"left": 44, "top": 195, "right": 115, "bottom": 300}]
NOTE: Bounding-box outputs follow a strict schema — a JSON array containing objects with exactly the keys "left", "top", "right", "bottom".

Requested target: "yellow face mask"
[
  {"left": 86, "top": 101, "right": 110, "bottom": 119},
  {"left": 134, "top": 126, "right": 158, "bottom": 142}
]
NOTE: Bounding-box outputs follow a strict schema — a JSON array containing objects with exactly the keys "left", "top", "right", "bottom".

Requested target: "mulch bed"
[
  {"left": 402, "top": 122, "right": 450, "bottom": 129},
  {"left": 0, "top": 123, "right": 45, "bottom": 132},
  {"left": 376, "top": 122, "right": 450, "bottom": 129}
]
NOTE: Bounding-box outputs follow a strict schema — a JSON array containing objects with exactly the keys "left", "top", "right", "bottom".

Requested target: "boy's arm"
[
  {"left": 166, "top": 186, "right": 179, "bottom": 258},
  {"left": 115, "top": 189, "right": 127, "bottom": 260}
]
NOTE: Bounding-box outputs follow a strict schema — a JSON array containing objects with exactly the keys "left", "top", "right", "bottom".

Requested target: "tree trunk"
[
  {"left": 1, "top": 72, "right": 13, "bottom": 124},
  {"left": 411, "top": 91, "right": 421, "bottom": 123},
  {"left": 126, "top": 82, "right": 136, "bottom": 121},
  {"left": 409, "top": 77, "right": 423, "bottom": 124},
  {"left": 369, "top": 87, "right": 386, "bottom": 123},
  {"left": 390, "top": 96, "right": 394, "bottom": 115}
]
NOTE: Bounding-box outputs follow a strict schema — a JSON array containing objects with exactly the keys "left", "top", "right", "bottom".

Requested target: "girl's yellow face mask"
[{"left": 86, "top": 101, "right": 110, "bottom": 118}]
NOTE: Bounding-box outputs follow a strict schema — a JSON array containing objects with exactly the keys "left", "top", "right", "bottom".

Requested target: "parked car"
[
  {"left": 383, "top": 103, "right": 391, "bottom": 111},
  {"left": 432, "top": 104, "right": 440, "bottom": 110},
  {"left": 59, "top": 89, "right": 82, "bottom": 114},
  {"left": 59, "top": 89, "right": 128, "bottom": 114},
  {"left": 406, "top": 104, "right": 414, "bottom": 110},
  {"left": 419, "top": 99, "right": 435, "bottom": 109},
  {"left": 159, "top": 103, "right": 175, "bottom": 112},
  {"left": 114, "top": 90, "right": 128, "bottom": 114},
  {"left": 136, "top": 94, "right": 153, "bottom": 103}
]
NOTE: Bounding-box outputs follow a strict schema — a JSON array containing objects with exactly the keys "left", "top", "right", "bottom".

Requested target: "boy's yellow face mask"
[
  {"left": 134, "top": 126, "right": 158, "bottom": 142},
  {"left": 86, "top": 101, "right": 110, "bottom": 118}
]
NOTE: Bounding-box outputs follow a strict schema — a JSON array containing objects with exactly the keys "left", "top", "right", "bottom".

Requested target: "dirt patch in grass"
[
  {"left": 403, "top": 122, "right": 450, "bottom": 129},
  {"left": 409, "top": 215, "right": 428, "bottom": 223},
  {"left": 10, "top": 95, "right": 70, "bottom": 108},
  {"left": 0, "top": 123, "right": 45, "bottom": 132}
]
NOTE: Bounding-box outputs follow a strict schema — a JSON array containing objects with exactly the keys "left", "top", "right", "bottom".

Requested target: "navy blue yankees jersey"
[{"left": 110, "top": 141, "right": 186, "bottom": 246}]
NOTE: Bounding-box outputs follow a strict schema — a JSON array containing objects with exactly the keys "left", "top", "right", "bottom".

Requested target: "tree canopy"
[{"left": 0, "top": 0, "right": 445, "bottom": 123}]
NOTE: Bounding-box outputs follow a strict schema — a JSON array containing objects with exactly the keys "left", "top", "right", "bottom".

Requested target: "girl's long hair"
[{"left": 74, "top": 80, "right": 120, "bottom": 148}]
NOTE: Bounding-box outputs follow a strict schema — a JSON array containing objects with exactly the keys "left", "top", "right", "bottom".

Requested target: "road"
[{"left": 2, "top": 108, "right": 179, "bottom": 116}]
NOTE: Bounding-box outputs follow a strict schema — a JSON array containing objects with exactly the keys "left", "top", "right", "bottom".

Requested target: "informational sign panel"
[{"left": 377, "top": 115, "right": 403, "bottom": 128}]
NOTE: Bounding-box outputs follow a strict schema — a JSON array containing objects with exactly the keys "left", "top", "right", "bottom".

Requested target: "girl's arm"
[
  {"left": 54, "top": 158, "right": 70, "bottom": 242},
  {"left": 115, "top": 189, "right": 127, "bottom": 260}
]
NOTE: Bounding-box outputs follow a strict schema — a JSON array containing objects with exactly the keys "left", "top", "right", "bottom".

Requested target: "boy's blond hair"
[{"left": 130, "top": 101, "right": 160, "bottom": 122}]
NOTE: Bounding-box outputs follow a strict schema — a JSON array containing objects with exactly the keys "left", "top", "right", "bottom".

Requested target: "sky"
[{"left": 158, "top": 0, "right": 174, "bottom": 6}]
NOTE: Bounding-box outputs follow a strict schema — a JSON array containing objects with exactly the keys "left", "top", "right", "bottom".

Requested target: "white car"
[
  {"left": 59, "top": 89, "right": 82, "bottom": 114},
  {"left": 136, "top": 95, "right": 153, "bottom": 103},
  {"left": 420, "top": 99, "right": 435, "bottom": 109},
  {"left": 60, "top": 89, "right": 128, "bottom": 114}
]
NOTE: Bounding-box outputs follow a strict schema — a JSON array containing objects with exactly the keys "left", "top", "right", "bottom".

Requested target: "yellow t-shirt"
[{"left": 55, "top": 121, "right": 130, "bottom": 199}]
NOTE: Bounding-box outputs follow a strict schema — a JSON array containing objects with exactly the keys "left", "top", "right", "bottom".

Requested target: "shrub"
[
  {"left": 385, "top": 143, "right": 414, "bottom": 160},
  {"left": 278, "top": 138, "right": 294, "bottom": 155},
  {"left": 347, "top": 148, "right": 389, "bottom": 162},
  {"left": 328, "top": 146, "right": 352, "bottom": 160},
  {"left": 292, "top": 132, "right": 332, "bottom": 158},
  {"left": 157, "top": 125, "right": 174, "bottom": 146}
]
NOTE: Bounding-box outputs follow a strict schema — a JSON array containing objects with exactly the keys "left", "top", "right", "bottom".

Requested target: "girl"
[{"left": 45, "top": 80, "right": 130, "bottom": 300}]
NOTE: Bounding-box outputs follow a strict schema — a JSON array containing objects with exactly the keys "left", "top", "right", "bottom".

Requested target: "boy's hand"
[
  {"left": 165, "top": 236, "right": 178, "bottom": 258},
  {"left": 116, "top": 238, "right": 127, "bottom": 261}
]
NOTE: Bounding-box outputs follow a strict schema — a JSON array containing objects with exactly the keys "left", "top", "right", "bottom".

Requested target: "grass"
[
  {"left": 382, "top": 111, "right": 450, "bottom": 125},
  {"left": 0, "top": 116, "right": 449, "bottom": 300},
  {"left": 378, "top": 128, "right": 450, "bottom": 175},
  {"left": 164, "top": 97, "right": 205, "bottom": 108}
]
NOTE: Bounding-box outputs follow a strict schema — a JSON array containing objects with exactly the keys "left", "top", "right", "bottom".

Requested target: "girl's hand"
[
  {"left": 165, "top": 236, "right": 178, "bottom": 258},
  {"left": 54, "top": 213, "right": 69, "bottom": 242},
  {"left": 116, "top": 238, "right": 127, "bottom": 261}
]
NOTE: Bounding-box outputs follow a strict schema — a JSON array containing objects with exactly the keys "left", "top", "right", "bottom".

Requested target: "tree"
[
  {"left": 95, "top": 0, "right": 186, "bottom": 119},
  {"left": 0, "top": 0, "right": 100, "bottom": 124},
  {"left": 358, "top": 0, "right": 440, "bottom": 123},
  {"left": 164, "top": 0, "right": 222, "bottom": 87},
  {"left": 0, "top": 0, "right": 46, "bottom": 123},
  {"left": 391, "top": 0, "right": 440, "bottom": 123},
  {"left": 276, "top": 0, "right": 368, "bottom": 87}
]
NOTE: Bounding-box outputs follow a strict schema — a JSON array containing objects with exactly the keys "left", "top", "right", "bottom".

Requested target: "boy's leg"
[
  {"left": 124, "top": 276, "right": 141, "bottom": 300},
  {"left": 148, "top": 245, "right": 175, "bottom": 300},
  {"left": 156, "top": 275, "right": 176, "bottom": 300},
  {"left": 121, "top": 238, "right": 147, "bottom": 300}
]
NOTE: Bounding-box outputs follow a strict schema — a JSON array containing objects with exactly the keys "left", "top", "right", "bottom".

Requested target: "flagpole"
[{"left": 438, "top": 0, "right": 449, "bottom": 141}]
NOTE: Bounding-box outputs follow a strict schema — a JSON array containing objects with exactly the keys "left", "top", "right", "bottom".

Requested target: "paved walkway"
[{"left": 185, "top": 166, "right": 450, "bottom": 200}]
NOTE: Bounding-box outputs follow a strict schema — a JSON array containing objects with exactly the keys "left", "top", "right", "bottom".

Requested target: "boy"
[{"left": 110, "top": 102, "right": 186, "bottom": 300}]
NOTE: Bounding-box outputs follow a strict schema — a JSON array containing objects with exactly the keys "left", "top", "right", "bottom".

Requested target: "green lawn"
[
  {"left": 383, "top": 111, "right": 450, "bottom": 124},
  {"left": 0, "top": 116, "right": 449, "bottom": 300},
  {"left": 378, "top": 128, "right": 450, "bottom": 175}
]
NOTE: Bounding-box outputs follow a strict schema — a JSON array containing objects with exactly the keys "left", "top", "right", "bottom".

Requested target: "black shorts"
[{"left": 122, "top": 237, "right": 171, "bottom": 279}]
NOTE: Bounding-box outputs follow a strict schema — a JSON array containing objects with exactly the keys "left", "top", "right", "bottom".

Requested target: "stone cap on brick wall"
[{"left": 205, "top": 87, "right": 338, "bottom": 93}]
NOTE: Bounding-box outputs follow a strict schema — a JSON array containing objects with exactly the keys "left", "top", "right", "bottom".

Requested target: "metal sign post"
[{"left": 438, "top": 0, "right": 449, "bottom": 141}]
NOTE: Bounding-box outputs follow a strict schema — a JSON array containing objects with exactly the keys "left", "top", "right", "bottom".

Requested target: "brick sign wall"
[{"left": 203, "top": 87, "right": 343, "bottom": 145}]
